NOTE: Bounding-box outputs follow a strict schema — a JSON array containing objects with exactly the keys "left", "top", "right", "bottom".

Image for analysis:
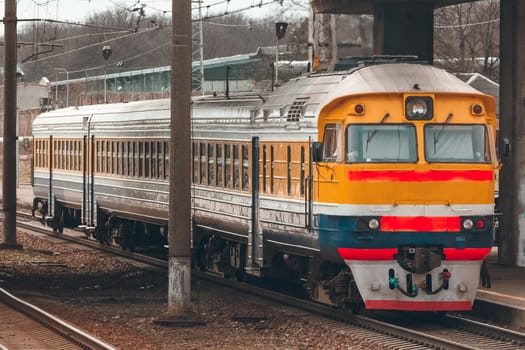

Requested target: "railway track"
[
  {"left": 0, "top": 288, "right": 115, "bottom": 350},
  {"left": 15, "top": 211, "right": 525, "bottom": 350}
]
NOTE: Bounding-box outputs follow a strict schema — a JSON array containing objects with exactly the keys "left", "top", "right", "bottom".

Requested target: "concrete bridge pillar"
[
  {"left": 499, "top": 0, "right": 525, "bottom": 267},
  {"left": 372, "top": 2, "right": 434, "bottom": 63}
]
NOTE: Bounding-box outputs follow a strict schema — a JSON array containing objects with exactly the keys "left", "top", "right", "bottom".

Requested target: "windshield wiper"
[
  {"left": 365, "top": 113, "right": 390, "bottom": 152},
  {"left": 433, "top": 113, "right": 454, "bottom": 153}
]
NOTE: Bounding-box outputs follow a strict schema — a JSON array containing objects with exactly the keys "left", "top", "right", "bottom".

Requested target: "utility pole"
[
  {"left": 156, "top": 0, "right": 202, "bottom": 325},
  {"left": 1, "top": 0, "right": 21, "bottom": 250}
]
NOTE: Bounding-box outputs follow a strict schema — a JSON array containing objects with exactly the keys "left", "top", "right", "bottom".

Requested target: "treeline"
[
  {"left": 2, "top": 0, "right": 501, "bottom": 83},
  {"left": 14, "top": 7, "right": 304, "bottom": 83}
]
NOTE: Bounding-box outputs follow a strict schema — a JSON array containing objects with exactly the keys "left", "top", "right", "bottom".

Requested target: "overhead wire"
[{"left": 22, "top": 26, "right": 167, "bottom": 66}]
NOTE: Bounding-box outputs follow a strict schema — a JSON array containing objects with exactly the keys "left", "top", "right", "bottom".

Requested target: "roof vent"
[{"left": 287, "top": 98, "right": 308, "bottom": 122}]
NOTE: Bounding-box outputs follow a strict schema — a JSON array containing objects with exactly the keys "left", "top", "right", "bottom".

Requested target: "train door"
[
  {"left": 80, "top": 115, "right": 96, "bottom": 233},
  {"left": 247, "top": 136, "right": 262, "bottom": 273},
  {"left": 47, "top": 135, "right": 55, "bottom": 220}
]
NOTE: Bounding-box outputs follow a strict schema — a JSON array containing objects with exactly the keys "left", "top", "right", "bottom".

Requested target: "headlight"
[
  {"left": 462, "top": 219, "right": 474, "bottom": 230},
  {"left": 368, "top": 218, "right": 380, "bottom": 230},
  {"left": 405, "top": 96, "right": 433, "bottom": 120}
]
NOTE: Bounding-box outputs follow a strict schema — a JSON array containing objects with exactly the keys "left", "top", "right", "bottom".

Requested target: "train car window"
[
  {"left": 35, "top": 140, "right": 39, "bottom": 168},
  {"left": 322, "top": 124, "right": 342, "bottom": 162},
  {"left": 151, "top": 142, "right": 155, "bottom": 178},
  {"left": 118, "top": 142, "right": 122, "bottom": 175},
  {"left": 46, "top": 141, "right": 49, "bottom": 168},
  {"left": 125, "top": 142, "right": 129, "bottom": 176},
  {"left": 208, "top": 143, "right": 214, "bottom": 186},
  {"left": 157, "top": 141, "right": 161, "bottom": 179},
  {"left": 64, "top": 140, "right": 67, "bottom": 170},
  {"left": 57, "top": 140, "right": 61, "bottom": 170},
  {"left": 233, "top": 145, "right": 240, "bottom": 190},
  {"left": 424, "top": 124, "right": 490, "bottom": 163},
  {"left": 262, "top": 145, "right": 267, "bottom": 193},
  {"left": 138, "top": 142, "right": 144, "bottom": 177},
  {"left": 79, "top": 141, "right": 82, "bottom": 171},
  {"left": 59, "top": 141, "right": 63, "bottom": 170},
  {"left": 106, "top": 141, "right": 111, "bottom": 174},
  {"left": 40, "top": 141, "right": 43, "bottom": 168},
  {"left": 270, "top": 145, "right": 274, "bottom": 193},
  {"left": 73, "top": 141, "right": 77, "bottom": 171},
  {"left": 164, "top": 142, "right": 169, "bottom": 179},
  {"left": 57, "top": 141, "right": 61, "bottom": 170},
  {"left": 346, "top": 124, "right": 417, "bottom": 163},
  {"left": 96, "top": 141, "right": 101, "bottom": 173},
  {"left": 154, "top": 142, "right": 160, "bottom": 179},
  {"left": 68, "top": 141, "right": 72, "bottom": 170},
  {"left": 66, "top": 141, "right": 70, "bottom": 170},
  {"left": 41, "top": 140, "right": 44, "bottom": 168},
  {"left": 287, "top": 145, "right": 292, "bottom": 195},
  {"left": 42, "top": 141, "right": 45, "bottom": 168},
  {"left": 200, "top": 143, "right": 206, "bottom": 184},
  {"left": 72, "top": 141, "right": 76, "bottom": 171},
  {"left": 41, "top": 141, "right": 45, "bottom": 168},
  {"left": 38, "top": 140, "right": 42, "bottom": 168},
  {"left": 216, "top": 144, "right": 223, "bottom": 187},
  {"left": 34, "top": 140, "right": 38, "bottom": 168},
  {"left": 242, "top": 145, "right": 249, "bottom": 191},
  {"left": 145, "top": 142, "right": 150, "bottom": 178},
  {"left": 192, "top": 142, "right": 198, "bottom": 183},
  {"left": 121, "top": 141, "right": 125, "bottom": 175},
  {"left": 102, "top": 141, "right": 106, "bottom": 173},
  {"left": 128, "top": 142, "right": 135, "bottom": 177},
  {"left": 111, "top": 141, "right": 116, "bottom": 175},
  {"left": 59, "top": 140, "right": 62, "bottom": 169},
  {"left": 224, "top": 144, "right": 231, "bottom": 188},
  {"left": 300, "top": 146, "right": 305, "bottom": 196},
  {"left": 57, "top": 140, "right": 61, "bottom": 169},
  {"left": 131, "top": 142, "right": 136, "bottom": 177},
  {"left": 64, "top": 141, "right": 68, "bottom": 170}
]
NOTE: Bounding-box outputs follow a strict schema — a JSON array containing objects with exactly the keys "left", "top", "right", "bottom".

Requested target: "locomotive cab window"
[
  {"left": 345, "top": 124, "right": 417, "bottom": 163},
  {"left": 424, "top": 124, "right": 490, "bottom": 163},
  {"left": 322, "top": 124, "right": 342, "bottom": 162}
]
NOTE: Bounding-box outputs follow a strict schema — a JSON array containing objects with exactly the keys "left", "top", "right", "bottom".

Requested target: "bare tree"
[{"left": 434, "top": 0, "right": 500, "bottom": 81}]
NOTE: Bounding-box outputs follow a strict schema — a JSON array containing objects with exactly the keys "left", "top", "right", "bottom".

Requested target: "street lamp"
[
  {"left": 102, "top": 45, "right": 112, "bottom": 103},
  {"left": 55, "top": 68, "right": 69, "bottom": 107}
]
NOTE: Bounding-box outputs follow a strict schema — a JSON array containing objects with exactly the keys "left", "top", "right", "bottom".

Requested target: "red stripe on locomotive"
[
  {"left": 347, "top": 169, "right": 493, "bottom": 182},
  {"left": 380, "top": 216, "right": 461, "bottom": 232},
  {"left": 338, "top": 247, "right": 491, "bottom": 261},
  {"left": 365, "top": 300, "right": 473, "bottom": 311}
]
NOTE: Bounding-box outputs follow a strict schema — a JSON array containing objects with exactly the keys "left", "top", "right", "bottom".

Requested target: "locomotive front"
[{"left": 314, "top": 64, "right": 498, "bottom": 311}]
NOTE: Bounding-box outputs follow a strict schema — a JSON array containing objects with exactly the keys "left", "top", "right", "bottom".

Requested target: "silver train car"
[{"left": 32, "top": 62, "right": 497, "bottom": 311}]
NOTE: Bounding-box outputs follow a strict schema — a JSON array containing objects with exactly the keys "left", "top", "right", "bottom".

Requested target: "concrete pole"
[
  {"left": 1, "top": 0, "right": 21, "bottom": 249},
  {"left": 162, "top": 0, "right": 201, "bottom": 324},
  {"left": 498, "top": 0, "right": 525, "bottom": 267}
]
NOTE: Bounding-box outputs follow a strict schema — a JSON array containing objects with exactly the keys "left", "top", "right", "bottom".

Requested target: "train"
[{"left": 31, "top": 60, "right": 498, "bottom": 312}]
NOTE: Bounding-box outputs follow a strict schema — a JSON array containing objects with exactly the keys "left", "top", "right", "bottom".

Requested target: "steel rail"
[{"left": 0, "top": 288, "right": 116, "bottom": 350}]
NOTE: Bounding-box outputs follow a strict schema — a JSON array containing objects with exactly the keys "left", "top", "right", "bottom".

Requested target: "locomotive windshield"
[
  {"left": 345, "top": 124, "right": 417, "bottom": 163},
  {"left": 424, "top": 124, "right": 490, "bottom": 163}
]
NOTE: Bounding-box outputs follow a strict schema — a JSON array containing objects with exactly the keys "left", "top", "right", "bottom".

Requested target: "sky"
[{"left": 0, "top": 0, "right": 300, "bottom": 23}]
